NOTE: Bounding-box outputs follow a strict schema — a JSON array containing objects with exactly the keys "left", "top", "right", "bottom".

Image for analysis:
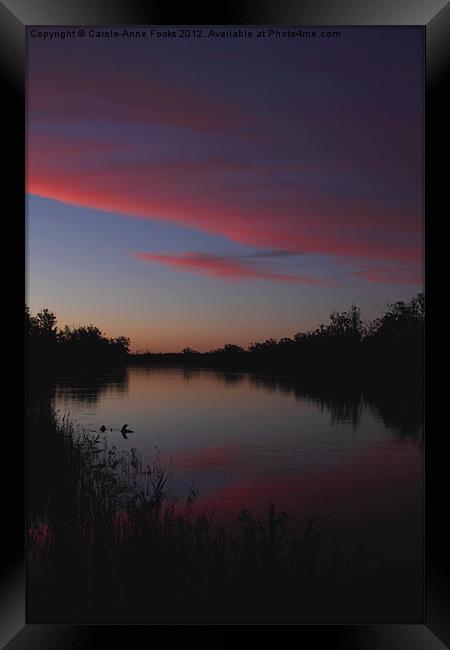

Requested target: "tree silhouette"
[
  {"left": 26, "top": 306, "right": 130, "bottom": 372},
  {"left": 27, "top": 293, "right": 424, "bottom": 385}
]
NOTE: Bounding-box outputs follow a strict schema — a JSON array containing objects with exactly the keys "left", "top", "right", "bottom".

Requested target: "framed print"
[{"left": 2, "top": 0, "right": 448, "bottom": 647}]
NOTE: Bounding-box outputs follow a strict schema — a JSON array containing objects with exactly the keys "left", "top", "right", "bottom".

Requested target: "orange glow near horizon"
[{"left": 27, "top": 28, "right": 423, "bottom": 350}]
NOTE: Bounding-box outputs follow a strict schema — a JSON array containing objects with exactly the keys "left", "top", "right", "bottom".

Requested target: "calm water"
[{"left": 53, "top": 364, "right": 423, "bottom": 595}]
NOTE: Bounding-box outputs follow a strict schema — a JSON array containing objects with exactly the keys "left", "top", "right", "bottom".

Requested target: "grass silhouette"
[
  {"left": 27, "top": 409, "right": 422, "bottom": 624},
  {"left": 26, "top": 293, "right": 424, "bottom": 622}
]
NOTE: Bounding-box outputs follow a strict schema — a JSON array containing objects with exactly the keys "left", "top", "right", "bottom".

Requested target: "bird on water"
[{"left": 121, "top": 424, "right": 134, "bottom": 438}]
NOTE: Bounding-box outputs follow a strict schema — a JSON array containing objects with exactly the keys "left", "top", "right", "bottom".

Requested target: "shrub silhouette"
[
  {"left": 26, "top": 293, "right": 424, "bottom": 388},
  {"left": 26, "top": 306, "right": 130, "bottom": 372}
]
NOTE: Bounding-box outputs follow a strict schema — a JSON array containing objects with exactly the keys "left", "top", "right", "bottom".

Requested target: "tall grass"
[
  {"left": 27, "top": 412, "right": 420, "bottom": 624},
  {"left": 28, "top": 413, "right": 324, "bottom": 621}
]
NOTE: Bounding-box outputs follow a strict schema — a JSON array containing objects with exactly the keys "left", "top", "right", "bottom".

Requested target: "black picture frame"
[{"left": 3, "top": 0, "right": 448, "bottom": 646}]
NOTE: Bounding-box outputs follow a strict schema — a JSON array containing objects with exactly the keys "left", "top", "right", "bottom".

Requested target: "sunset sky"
[{"left": 26, "top": 27, "right": 423, "bottom": 352}]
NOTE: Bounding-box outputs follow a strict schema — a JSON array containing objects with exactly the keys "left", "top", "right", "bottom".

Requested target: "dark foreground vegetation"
[
  {"left": 26, "top": 294, "right": 424, "bottom": 622},
  {"left": 27, "top": 404, "right": 421, "bottom": 624}
]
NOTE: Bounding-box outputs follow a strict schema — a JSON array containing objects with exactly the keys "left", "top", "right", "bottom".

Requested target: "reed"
[{"left": 27, "top": 410, "right": 418, "bottom": 623}]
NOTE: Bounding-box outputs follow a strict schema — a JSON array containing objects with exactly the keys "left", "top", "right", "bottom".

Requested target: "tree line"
[
  {"left": 135, "top": 293, "right": 424, "bottom": 384},
  {"left": 26, "top": 293, "right": 424, "bottom": 383},
  {"left": 26, "top": 306, "right": 130, "bottom": 372}
]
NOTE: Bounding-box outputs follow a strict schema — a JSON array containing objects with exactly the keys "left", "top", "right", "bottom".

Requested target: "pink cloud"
[
  {"left": 133, "top": 252, "right": 330, "bottom": 285},
  {"left": 27, "top": 38, "right": 423, "bottom": 278},
  {"left": 27, "top": 162, "right": 422, "bottom": 266},
  {"left": 28, "top": 70, "right": 259, "bottom": 136}
]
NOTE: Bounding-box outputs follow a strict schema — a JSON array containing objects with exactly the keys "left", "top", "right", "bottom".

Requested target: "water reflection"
[
  {"left": 247, "top": 373, "right": 422, "bottom": 437},
  {"left": 30, "top": 364, "right": 423, "bottom": 622},
  {"left": 50, "top": 365, "right": 423, "bottom": 438},
  {"left": 51, "top": 365, "right": 423, "bottom": 438},
  {"left": 47, "top": 366, "right": 423, "bottom": 511},
  {"left": 54, "top": 367, "right": 129, "bottom": 405}
]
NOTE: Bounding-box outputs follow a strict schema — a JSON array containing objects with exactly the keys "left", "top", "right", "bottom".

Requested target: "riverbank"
[{"left": 27, "top": 406, "right": 422, "bottom": 623}]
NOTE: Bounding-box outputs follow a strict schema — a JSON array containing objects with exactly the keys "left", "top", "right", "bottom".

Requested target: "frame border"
[{"left": 2, "top": 0, "right": 448, "bottom": 646}]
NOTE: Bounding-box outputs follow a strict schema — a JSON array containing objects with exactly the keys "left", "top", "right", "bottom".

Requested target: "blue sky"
[{"left": 26, "top": 27, "right": 423, "bottom": 351}]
